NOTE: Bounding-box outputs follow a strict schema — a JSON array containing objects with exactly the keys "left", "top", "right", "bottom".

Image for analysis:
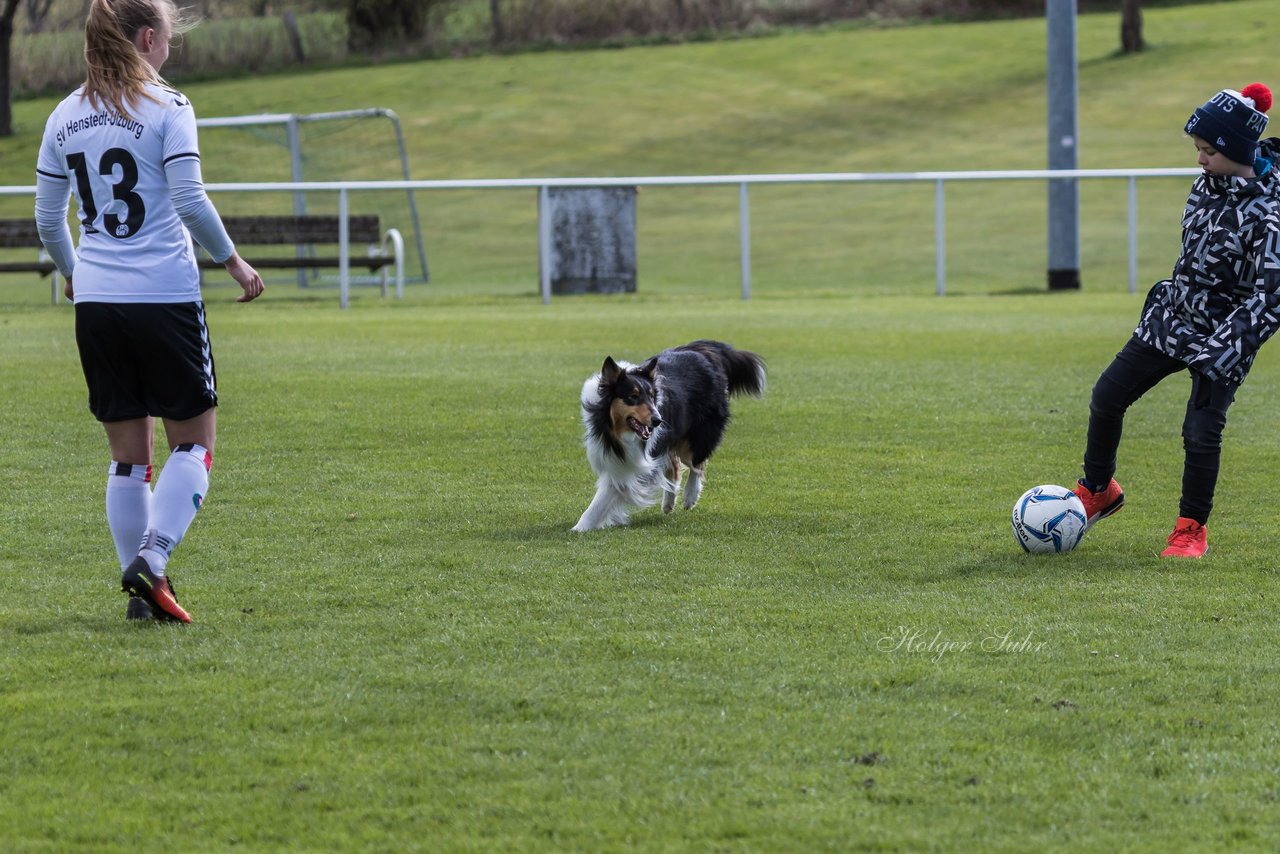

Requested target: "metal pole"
[
  {"left": 935, "top": 179, "right": 946, "bottom": 296},
  {"left": 380, "top": 110, "right": 430, "bottom": 283},
  {"left": 1046, "top": 0, "right": 1081, "bottom": 290},
  {"left": 286, "top": 115, "right": 310, "bottom": 289},
  {"left": 539, "top": 186, "right": 552, "bottom": 304},
  {"left": 739, "top": 182, "right": 751, "bottom": 300},
  {"left": 339, "top": 188, "right": 350, "bottom": 309},
  {"left": 1127, "top": 176, "right": 1138, "bottom": 294}
]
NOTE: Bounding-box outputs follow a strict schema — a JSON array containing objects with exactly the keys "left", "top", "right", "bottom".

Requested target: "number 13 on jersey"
[{"left": 66, "top": 147, "right": 146, "bottom": 239}]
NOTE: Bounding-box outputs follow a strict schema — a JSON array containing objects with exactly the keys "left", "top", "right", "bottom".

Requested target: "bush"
[
  {"left": 9, "top": 0, "right": 1227, "bottom": 97},
  {"left": 9, "top": 11, "right": 348, "bottom": 98},
  {"left": 468, "top": 0, "right": 1105, "bottom": 49}
]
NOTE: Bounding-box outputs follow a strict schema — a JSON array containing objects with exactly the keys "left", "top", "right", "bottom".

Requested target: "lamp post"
[{"left": 1046, "top": 0, "right": 1081, "bottom": 290}]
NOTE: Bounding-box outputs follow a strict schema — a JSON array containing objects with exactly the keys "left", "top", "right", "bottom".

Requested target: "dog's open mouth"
[{"left": 627, "top": 416, "right": 652, "bottom": 441}]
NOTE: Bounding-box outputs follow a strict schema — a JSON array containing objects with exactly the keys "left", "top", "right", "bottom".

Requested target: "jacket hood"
[
  {"left": 1259, "top": 136, "right": 1280, "bottom": 164},
  {"left": 1201, "top": 139, "right": 1280, "bottom": 196}
]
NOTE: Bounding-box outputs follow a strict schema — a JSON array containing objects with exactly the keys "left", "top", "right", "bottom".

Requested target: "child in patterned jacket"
[{"left": 1073, "top": 82, "right": 1280, "bottom": 558}]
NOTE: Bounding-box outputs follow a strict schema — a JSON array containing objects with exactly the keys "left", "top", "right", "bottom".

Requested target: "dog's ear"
[
  {"left": 600, "top": 356, "right": 622, "bottom": 385},
  {"left": 637, "top": 357, "right": 658, "bottom": 379}
]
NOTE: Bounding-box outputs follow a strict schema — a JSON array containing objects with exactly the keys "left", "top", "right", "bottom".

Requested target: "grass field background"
[
  {"left": 5, "top": 287, "right": 1280, "bottom": 849},
  {"left": 6, "top": 2, "right": 1280, "bottom": 850}
]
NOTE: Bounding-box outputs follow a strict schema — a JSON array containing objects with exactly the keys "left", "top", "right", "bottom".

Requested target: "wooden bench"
[
  {"left": 198, "top": 215, "right": 394, "bottom": 270},
  {"left": 1, "top": 214, "right": 403, "bottom": 306},
  {"left": 0, "top": 219, "right": 63, "bottom": 302},
  {"left": 198, "top": 214, "right": 404, "bottom": 306}
]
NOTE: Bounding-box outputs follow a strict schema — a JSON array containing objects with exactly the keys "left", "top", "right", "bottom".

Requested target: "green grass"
[
  {"left": 4, "top": 286, "right": 1280, "bottom": 850},
  {"left": 6, "top": 2, "right": 1280, "bottom": 849}
]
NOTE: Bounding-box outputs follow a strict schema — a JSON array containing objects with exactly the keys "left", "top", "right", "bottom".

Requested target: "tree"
[
  {"left": 1121, "top": 0, "right": 1144, "bottom": 53},
  {"left": 347, "top": 0, "right": 436, "bottom": 51},
  {"left": 489, "top": 0, "right": 503, "bottom": 44},
  {"left": 22, "top": 0, "right": 55, "bottom": 34},
  {"left": 1, "top": 0, "right": 19, "bottom": 137}
]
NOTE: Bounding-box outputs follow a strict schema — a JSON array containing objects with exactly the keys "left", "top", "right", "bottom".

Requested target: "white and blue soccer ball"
[{"left": 1011, "top": 485, "right": 1087, "bottom": 554}]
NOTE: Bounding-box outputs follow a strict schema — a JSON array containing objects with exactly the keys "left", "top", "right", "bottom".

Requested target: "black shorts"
[{"left": 75, "top": 301, "right": 218, "bottom": 422}]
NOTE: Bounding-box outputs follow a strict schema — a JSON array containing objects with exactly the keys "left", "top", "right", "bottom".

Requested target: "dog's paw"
[
  {"left": 682, "top": 475, "right": 704, "bottom": 510},
  {"left": 573, "top": 515, "right": 623, "bottom": 532}
]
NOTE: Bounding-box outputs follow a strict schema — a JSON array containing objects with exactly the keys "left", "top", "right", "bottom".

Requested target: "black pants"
[{"left": 1083, "top": 337, "right": 1237, "bottom": 525}]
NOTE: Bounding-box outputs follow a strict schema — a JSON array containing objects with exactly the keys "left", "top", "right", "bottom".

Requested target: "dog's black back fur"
[{"left": 644, "top": 340, "right": 766, "bottom": 466}]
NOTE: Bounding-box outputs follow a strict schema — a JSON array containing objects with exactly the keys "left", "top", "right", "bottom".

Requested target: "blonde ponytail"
[{"left": 82, "top": 0, "right": 196, "bottom": 118}]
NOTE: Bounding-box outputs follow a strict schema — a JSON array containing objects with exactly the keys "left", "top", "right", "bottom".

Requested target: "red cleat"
[
  {"left": 1073, "top": 478, "right": 1125, "bottom": 531},
  {"left": 1161, "top": 517, "right": 1208, "bottom": 558},
  {"left": 121, "top": 557, "right": 192, "bottom": 623}
]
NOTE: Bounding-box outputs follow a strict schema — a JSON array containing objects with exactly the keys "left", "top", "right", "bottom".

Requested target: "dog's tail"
[{"left": 685, "top": 339, "right": 767, "bottom": 398}]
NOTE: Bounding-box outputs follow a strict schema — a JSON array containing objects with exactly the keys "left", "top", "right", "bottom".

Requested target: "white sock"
[
  {"left": 106, "top": 461, "right": 152, "bottom": 570},
  {"left": 138, "top": 444, "right": 211, "bottom": 577}
]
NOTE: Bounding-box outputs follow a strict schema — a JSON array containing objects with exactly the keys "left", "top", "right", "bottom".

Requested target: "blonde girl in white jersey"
[{"left": 35, "top": 0, "right": 264, "bottom": 623}]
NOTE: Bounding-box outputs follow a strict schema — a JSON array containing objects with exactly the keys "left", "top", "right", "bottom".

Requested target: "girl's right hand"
[{"left": 224, "top": 252, "right": 264, "bottom": 302}]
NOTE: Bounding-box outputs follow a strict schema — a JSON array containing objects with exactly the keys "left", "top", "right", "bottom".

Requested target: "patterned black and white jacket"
[{"left": 1135, "top": 137, "right": 1280, "bottom": 386}]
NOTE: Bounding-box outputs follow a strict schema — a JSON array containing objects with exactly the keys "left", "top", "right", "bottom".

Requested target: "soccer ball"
[{"left": 1011, "top": 485, "right": 1087, "bottom": 554}]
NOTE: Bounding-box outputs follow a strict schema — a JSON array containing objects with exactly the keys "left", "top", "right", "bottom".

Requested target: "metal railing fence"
[{"left": 2, "top": 167, "right": 1201, "bottom": 307}]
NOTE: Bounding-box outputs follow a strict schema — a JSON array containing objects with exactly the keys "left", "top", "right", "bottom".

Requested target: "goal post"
[{"left": 196, "top": 108, "right": 430, "bottom": 287}]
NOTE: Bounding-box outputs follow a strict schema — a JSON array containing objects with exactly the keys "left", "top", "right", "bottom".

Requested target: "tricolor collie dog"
[{"left": 572, "top": 340, "right": 766, "bottom": 532}]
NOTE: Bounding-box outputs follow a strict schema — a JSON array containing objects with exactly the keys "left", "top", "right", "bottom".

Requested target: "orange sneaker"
[
  {"left": 1161, "top": 517, "right": 1208, "bottom": 558},
  {"left": 1073, "top": 478, "right": 1125, "bottom": 530},
  {"left": 121, "top": 557, "right": 192, "bottom": 623}
]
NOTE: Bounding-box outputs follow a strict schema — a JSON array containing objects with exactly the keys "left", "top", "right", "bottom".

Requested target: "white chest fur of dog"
[{"left": 571, "top": 369, "right": 673, "bottom": 532}]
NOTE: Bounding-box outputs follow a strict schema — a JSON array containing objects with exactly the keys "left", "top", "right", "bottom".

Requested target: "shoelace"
[{"left": 1168, "top": 525, "right": 1201, "bottom": 547}]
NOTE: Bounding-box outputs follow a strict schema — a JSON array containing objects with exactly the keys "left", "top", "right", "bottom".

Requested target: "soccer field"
[
  {"left": 4, "top": 285, "right": 1280, "bottom": 849},
  {"left": 7, "top": 0, "right": 1280, "bottom": 845}
]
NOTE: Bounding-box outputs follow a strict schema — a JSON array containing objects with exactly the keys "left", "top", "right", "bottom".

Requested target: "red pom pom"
[{"left": 1241, "top": 82, "right": 1272, "bottom": 113}]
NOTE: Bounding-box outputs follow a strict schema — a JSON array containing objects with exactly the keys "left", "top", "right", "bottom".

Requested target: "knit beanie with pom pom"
[{"left": 1184, "top": 82, "right": 1272, "bottom": 166}]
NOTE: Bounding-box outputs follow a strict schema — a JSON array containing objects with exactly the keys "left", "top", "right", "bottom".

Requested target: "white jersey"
[{"left": 37, "top": 83, "right": 205, "bottom": 303}]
